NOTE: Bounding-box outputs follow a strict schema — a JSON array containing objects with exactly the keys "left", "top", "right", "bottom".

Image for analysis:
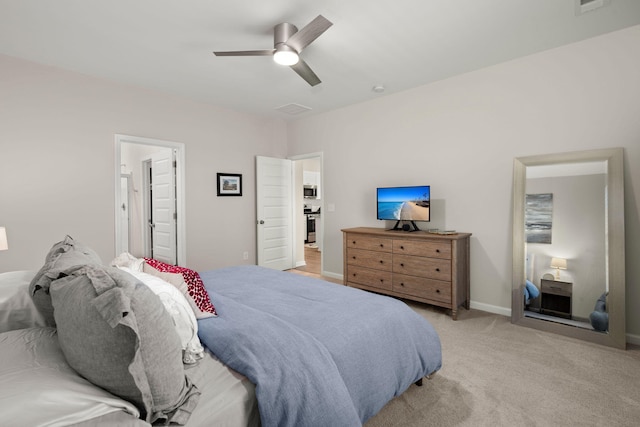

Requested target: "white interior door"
[
  {"left": 119, "top": 174, "right": 131, "bottom": 253},
  {"left": 256, "top": 156, "right": 294, "bottom": 270},
  {"left": 150, "top": 149, "right": 177, "bottom": 265}
]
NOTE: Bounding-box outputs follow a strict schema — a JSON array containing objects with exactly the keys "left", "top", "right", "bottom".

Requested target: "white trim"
[
  {"left": 626, "top": 332, "right": 640, "bottom": 346},
  {"left": 322, "top": 271, "right": 343, "bottom": 281},
  {"left": 114, "top": 134, "right": 186, "bottom": 265},
  {"left": 470, "top": 301, "right": 511, "bottom": 318}
]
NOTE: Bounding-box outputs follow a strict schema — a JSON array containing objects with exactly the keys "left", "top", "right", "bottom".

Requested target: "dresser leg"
[{"left": 451, "top": 309, "right": 458, "bottom": 320}]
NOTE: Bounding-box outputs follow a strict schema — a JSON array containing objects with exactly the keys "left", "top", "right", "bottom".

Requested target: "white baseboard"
[
  {"left": 295, "top": 261, "right": 306, "bottom": 268},
  {"left": 321, "top": 271, "right": 343, "bottom": 281},
  {"left": 626, "top": 332, "right": 640, "bottom": 346},
  {"left": 470, "top": 301, "right": 511, "bottom": 317}
]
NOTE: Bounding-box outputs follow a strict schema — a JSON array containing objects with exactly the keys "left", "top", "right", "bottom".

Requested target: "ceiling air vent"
[
  {"left": 275, "top": 103, "right": 312, "bottom": 115},
  {"left": 575, "top": 0, "right": 610, "bottom": 15}
]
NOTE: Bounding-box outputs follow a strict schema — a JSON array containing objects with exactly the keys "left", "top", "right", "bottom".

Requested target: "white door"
[
  {"left": 256, "top": 156, "right": 294, "bottom": 270},
  {"left": 119, "top": 174, "right": 131, "bottom": 253},
  {"left": 150, "top": 149, "right": 177, "bottom": 265}
]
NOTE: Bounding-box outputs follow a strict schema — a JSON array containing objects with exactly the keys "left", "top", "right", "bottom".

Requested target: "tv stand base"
[{"left": 391, "top": 220, "right": 420, "bottom": 232}]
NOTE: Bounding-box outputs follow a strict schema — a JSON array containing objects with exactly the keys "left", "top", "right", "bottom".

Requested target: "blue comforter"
[{"left": 198, "top": 266, "right": 442, "bottom": 427}]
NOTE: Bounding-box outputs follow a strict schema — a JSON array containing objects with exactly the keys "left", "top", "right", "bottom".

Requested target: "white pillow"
[
  {"left": 0, "top": 327, "right": 140, "bottom": 425},
  {"left": 0, "top": 270, "right": 46, "bottom": 333},
  {"left": 118, "top": 266, "right": 204, "bottom": 364},
  {"left": 110, "top": 252, "right": 145, "bottom": 271}
]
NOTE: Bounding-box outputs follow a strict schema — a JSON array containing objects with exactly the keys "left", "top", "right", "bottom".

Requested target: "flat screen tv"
[{"left": 377, "top": 185, "right": 430, "bottom": 231}]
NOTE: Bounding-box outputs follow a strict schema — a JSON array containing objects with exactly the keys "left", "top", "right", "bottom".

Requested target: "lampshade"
[
  {"left": 550, "top": 257, "right": 566, "bottom": 280},
  {"left": 550, "top": 257, "right": 567, "bottom": 270},
  {"left": 0, "top": 227, "right": 7, "bottom": 251},
  {"left": 273, "top": 45, "right": 299, "bottom": 66}
]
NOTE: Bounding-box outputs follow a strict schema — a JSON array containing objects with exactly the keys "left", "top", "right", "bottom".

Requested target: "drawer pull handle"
[
  {"left": 352, "top": 256, "right": 356, "bottom": 260},
  {"left": 380, "top": 244, "right": 384, "bottom": 248},
  {"left": 400, "top": 245, "right": 404, "bottom": 250},
  {"left": 436, "top": 249, "right": 440, "bottom": 253},
  {"left": 352, "top": 241, "right": 356, "bottom": 244},
  {"left": 400, "top": 283, "right": 405, "bottom": 287},
  {"left": 435, "top": 268, "right": 440, "bottom": 272},
  {"left": 436, "top": 289, "right": 441, "bottom": 293},
  {"left": 400, "top": 263, "right": 404, "bottom": 267},
  {"left": 379, "top": 260, "right": 384, "bottom": 264},
  {"left": 380, "top": 279, "right": 384, "bottom": 283}
]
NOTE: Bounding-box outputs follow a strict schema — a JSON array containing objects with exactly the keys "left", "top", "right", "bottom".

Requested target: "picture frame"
[
  {"left": 217, "top": 173, "right": 242, "bottom": 196},
  {"left": 525, "top": 193, "right": 553, "bottom": 244}
]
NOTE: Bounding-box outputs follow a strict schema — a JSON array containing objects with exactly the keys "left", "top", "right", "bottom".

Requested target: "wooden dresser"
[{"left": 342, "top": 227, "right": 471, "bottom": 319}]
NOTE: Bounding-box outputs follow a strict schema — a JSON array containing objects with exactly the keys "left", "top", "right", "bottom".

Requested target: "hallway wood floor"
[{"left": 289, "top": 246, "right": 341, "bottom": 284}]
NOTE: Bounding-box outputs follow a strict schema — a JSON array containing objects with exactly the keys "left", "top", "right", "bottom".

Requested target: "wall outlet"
[{"left": 243, "top": 251, "right": 249, "bottom": 260}]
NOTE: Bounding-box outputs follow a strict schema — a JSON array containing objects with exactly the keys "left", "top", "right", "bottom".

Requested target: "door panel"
[
  {"left": 256, "top": 156, "right": 293, "bottom": 270},
  {"left": 150, "top": 149, "right": 177, "bottom": 265}
]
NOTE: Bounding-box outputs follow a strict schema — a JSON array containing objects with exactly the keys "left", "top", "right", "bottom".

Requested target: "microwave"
[{"left": 303, "top": 185, "right": 317, "bottom": 199}]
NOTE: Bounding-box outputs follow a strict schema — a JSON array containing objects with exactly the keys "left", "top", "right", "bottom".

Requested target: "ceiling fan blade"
[
  {"left": 286, "top": 15, "right": 333, "bottom": 52},
  {"left": 213, "top": 49, "right": 274, "bottom": 57},
  {"left": 290, "top": 59, "right": 321, "bottom": 86}
]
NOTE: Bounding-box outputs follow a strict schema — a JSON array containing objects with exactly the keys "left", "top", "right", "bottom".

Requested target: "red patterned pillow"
[{"left": 143, "top": 258, "right": 217, "bottom": 317}]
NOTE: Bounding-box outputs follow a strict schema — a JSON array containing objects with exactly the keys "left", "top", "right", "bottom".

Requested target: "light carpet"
[{"left": 365, "top": 303, "right": 640, "bottom": 427}]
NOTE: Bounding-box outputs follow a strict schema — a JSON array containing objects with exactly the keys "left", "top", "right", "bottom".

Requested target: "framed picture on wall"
[
  {"left": 525, "top": 193, "right": 553, "bottom": 244},
  {"left": 217, "top": 173, "right": 242, "bottom": 196}
]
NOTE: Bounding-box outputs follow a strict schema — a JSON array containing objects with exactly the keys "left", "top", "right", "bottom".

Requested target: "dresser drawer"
[
  {"left": 346, "top": 265, "right": 392, "bottom": 291},
  {"left": 346, "top": 248, "right": 392, "bottom": 271},
  {"left": 393, "top": 274, "right": 451, "bottom": 304},
  {"left": 346, "top": 234, "right": 393, "bottom": 253},
  {"left": 394, "top": 239, "right": 451, "bottom": 259},
  {"left": 393, "top": 254, "right": 451, "bottom": 281}
]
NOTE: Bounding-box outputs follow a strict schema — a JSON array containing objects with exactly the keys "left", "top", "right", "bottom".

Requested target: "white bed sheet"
[
  {"left": 68, "top": 348, "right": 260, "bottom": 427},
  {"left": 184, "top": 348, "right": 260, "bottom": 427}
]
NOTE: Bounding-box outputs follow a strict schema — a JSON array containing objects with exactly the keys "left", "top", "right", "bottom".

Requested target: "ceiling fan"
[{"left": 213, "top": 15, "right": 333, "bottom": 87}]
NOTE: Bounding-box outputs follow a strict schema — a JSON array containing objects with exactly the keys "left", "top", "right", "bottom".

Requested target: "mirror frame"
[{"left": 511, "top": 147, "right": 626, "bottom": 349}]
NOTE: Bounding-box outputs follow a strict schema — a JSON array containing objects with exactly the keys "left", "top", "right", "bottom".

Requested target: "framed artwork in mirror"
[
  {"left": 525, "top": 193, "right": 553, "bottom": 244},
  {"left": 217, "top": 173, "right": 242, "bottom": 196}
]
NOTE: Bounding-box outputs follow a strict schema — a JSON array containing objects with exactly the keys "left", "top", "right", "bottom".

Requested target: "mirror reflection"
[
  {"left": 522, "top": 161, "right": 608, "bottom": 332},
  {"left": 511, "top": 147, "right": 625, "bottom": 349}
]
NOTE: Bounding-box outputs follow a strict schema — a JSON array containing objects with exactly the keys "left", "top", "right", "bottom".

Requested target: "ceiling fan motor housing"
[{"left": 274, "top": 22, "right": 299, "bottom": 51}]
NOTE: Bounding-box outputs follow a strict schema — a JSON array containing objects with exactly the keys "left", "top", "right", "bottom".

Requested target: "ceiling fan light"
[{"left": 273, "top": 47, "right": 299, "bottom": 66}]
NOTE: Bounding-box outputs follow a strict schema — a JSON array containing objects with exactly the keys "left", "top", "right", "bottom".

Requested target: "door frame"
[
  {"left": 289, "top": 152, "right": 324, "bottom": 274},
  {"left": 114, "top": 134, "right": 186, "bottom": 265}
]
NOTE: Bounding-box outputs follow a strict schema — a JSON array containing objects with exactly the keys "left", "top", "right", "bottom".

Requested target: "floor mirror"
[{"left": 511, "top": 148, "right": 626, "bottom": 349}]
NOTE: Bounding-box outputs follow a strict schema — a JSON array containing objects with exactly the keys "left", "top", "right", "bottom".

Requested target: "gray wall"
[
  {"left": 0, "top": 53, "right": 287, "bottom": 272},
  {"left": 287, "top": 26, "right": 640, "bottom": 338}
]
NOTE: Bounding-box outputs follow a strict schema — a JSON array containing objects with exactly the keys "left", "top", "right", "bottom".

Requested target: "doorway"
[
  {"left": 291, "top": 153, "right": 323, "bottom": 276},
  {"left": 115, "top": 135, "right": 186, "bottom": 265}
]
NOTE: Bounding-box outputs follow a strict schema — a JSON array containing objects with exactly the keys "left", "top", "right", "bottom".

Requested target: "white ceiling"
[{"left": 2, "top": 0, "right": 639, "bottom": 120}]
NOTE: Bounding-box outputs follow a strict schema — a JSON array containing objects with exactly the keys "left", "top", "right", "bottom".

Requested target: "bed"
[{"left": 0, "top": 236, "right": 442, "bottom": 426}]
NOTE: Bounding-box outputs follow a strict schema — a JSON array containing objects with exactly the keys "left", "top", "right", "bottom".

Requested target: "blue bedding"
[{"left": 197, "top": 266, "right": 442, "bottom": 427}]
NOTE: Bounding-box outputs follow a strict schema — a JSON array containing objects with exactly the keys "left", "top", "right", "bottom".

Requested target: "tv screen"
[{"left": 377, "top": 186, "right": 430, "bottom": 222}]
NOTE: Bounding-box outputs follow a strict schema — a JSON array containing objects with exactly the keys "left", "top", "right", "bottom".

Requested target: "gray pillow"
[
  {"left": 50, "top": 265, "right": 200, "bottom": 425},
  {"left": 29, "top": 236, "right": 103, "bottom": 326}
]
